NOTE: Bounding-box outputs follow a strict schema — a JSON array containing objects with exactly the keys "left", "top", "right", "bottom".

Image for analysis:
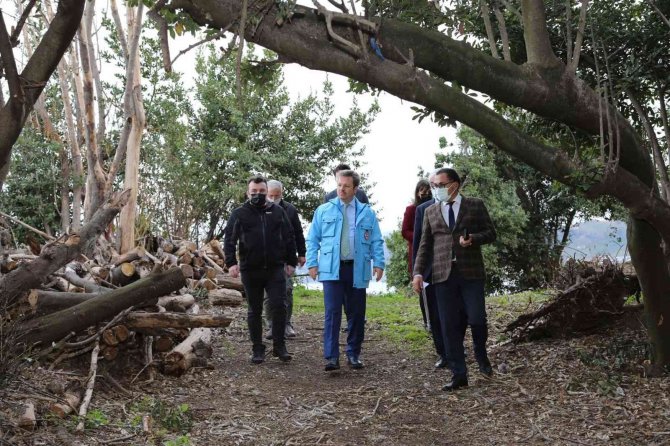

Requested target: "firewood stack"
[{"left": 10, "top": 238, "right": 244, "bottom": 378}]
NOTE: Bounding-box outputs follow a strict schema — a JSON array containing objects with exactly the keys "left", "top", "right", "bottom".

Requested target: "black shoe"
[
  {"left": 442, "top": 375, "right": 468, "bottom": 391},
  {"left": 272, "top": 345, "right": 292, "bottom": 362},
  {"left": 478, "top": 358, "right": 493, "bottom": 377},
  {"left": 434, "top": 358, "right": 449, "bottom": 369},
  {"left": 346, "top": 355, "right": 364, "bottom": 370},
  {"left": 325, "top": 358, "right": 340, "bottom": 371},
  {"left": 251, "top": 350, "right": 265, "bottom": 364}
]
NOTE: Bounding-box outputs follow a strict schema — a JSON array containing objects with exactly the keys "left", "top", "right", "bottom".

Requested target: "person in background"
[
  {"left": 401, "top": 179, "right": 432, "bottom": 327},
  {"left": 323, "top": 163, "right": 369, "bottom": 204},
  {"left": 224, "top": 175, "right": 297, "bottom": 364},
  {"left": 264, "top": 180, "right": 306, "bottom": 339},
  {"left": 307, "top": 170, "right": 384, "bottom": 371},
  {"left": 413, "top": 168, "right": 497, "bottom": 391}
]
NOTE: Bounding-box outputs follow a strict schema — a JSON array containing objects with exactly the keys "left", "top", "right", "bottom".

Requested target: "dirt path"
[
  {"left": 4, "top": 302, "right": 669, "bottom": 445},
  {"left": 146, "top": 306, "right": 669, "bottom": 446}
]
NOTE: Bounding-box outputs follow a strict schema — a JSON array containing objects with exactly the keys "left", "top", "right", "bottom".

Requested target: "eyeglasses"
[{"left": 431, "top": 181, "right": 456, "bottom": 189}]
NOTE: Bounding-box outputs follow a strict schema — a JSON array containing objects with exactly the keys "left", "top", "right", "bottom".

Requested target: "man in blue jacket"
[{"left": 307, "top": 170, "right": 385, "bottom": 371}]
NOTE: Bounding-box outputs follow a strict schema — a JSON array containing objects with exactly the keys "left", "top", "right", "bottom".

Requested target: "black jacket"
[
  {"left": 278, "top": 199, "right": 306, "bottom": 257},
  {"left": 223, "top": 201, "right": 297, "bottom": 271}
]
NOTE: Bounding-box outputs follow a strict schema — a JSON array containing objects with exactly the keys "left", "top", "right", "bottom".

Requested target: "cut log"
[
  {"left": 101, "top": 345, "right": 119, "bottom": 361},
  {"left": 112, "top": 325, "right": 130, "bottom": 342},
  {"left": 123, "top": 311, "right": 232, "bottom": 329},
  {"left": 203, "top": 266, "right": 218, "bottom": 280},
  {"left": 208, "top": 288, "right": 243, "bottom": 307},
  {"left": 111, "top": 246, "right": 146, "bottom": 266},
  {"left": 18, "top": 402, "right": 36, "bottom": 430},
  {"left": 180, "top": 263, "right": 194, "bottom": 279},
  {"left": 154, "top": 335, "right": 175, "bottom": 352},
  {"left": 197, "top": 278, "right": 217, "bottom": 291},
  {"left": 208, "top": 239, "right": 225, "bottom": 261},
  {"left": 178, "top": 251, "right": 193, "bottom": 265},
  {"left": 201, "top": 252, "right": 224, "bottom": 273},
  {"left": 102, "top": 328, "right": 119, "bottom": 346},
  {"left": 163, "top": 327, "right": 212, "bottom": 376},
  {"left": 63, "top": 268, "right": 111, "bottom": 293},
  {"left": 191, "top": 255, "right": 205, "bottom": 268},
  {"left": 0, "top": 190, "right": 131, "bottom": 307},
  {"left": 175, "top": 241, "right": 197, "bottom": 256},
  {"left": 161, "top": 240, "right": 175, "bottom": 254},
  {"left": 157, "top": 294, "right": 195, "bottom": 312},
  {"left": 50, "top": 390, "right": 81, "bottom": 418},
  {"left": 216, "top": 274, "right": 244, "bottom": 292},
  {"left": 89, "top": 265, "right": 110, "bottom": 280},
  {"left": 19, "top": 267, "right": 186, "bottom": 347},
  {"left": 28, "top": 290, "right": 101, "bottom": 316},
  {"left": 110, "top": 262, "right": 140, "bottom": 286},
  {"left": 1, "top": 257, "right": 18, "bottom": 273},
  {"left": 162, "top": 253, "right": 178, "bottom": 267}
]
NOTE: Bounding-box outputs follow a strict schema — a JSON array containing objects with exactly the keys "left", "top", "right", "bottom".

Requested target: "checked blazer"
[{"left": 413, "top": 196, "right": 496, "bottom": 284}]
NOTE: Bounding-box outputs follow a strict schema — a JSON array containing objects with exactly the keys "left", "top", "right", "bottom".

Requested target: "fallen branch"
[
  {"left": 123, "top": 311, "right": 233, "bottom": 329},
  {"left": 0, "top": 210, "right": 55, "bottom": 241},
  {"left": 75, "top": 340, "right": 100, "bottom": 432}
]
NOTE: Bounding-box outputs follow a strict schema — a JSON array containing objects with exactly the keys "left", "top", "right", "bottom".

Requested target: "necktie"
[
  {"left": 447, "top": 201, "right": 455, "bottom": 230},
  {"left": 341, "top": 204, "right": 350, "bottom": 258}
]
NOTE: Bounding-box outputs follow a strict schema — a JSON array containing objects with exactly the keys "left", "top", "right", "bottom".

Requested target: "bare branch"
[
  {"left": 493, "top": 4, "right": 511, "bottom": 61},
  {"left": 9, "top": 0, "right": 38, "bottom": 47},
  {"left": 521, "top": 0, "right": 559, "bottom": 66},
  {"left": 645, "top": 0, "right": 670, "bottom": 30},
  {"left": 236, "top": 0, "right": 248, "bottom": 106},
  {"left": 147, "top": 0, "right": 171, "bottom": 72},
  {"left": 480, "top": 0, "right": 500, "bottom": 59},
  {"left": 0, "top": 210, "right": 56, "bottom": 240},
  {"left": 568, "top": 0, "right": 589, "bottom": 73},
  {"left": 0, "top": 11, "right": 24, "bottom": 108},
  {"left": 110, "top": 0, "right": 128, "bottom": 60},
  {"left": 171, "top": 29, "right": 227, "bottom": 65},
  {"left": 327, "top": 0, "right": 348, "bottom": 14},
  {"left": 565, "top": 0, "right": 572, "bottom": 62}
]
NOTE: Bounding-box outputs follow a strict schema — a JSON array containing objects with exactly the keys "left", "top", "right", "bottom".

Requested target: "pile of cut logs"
[{"left": 0, "top": 192, "right": 247, "bottom": 431}]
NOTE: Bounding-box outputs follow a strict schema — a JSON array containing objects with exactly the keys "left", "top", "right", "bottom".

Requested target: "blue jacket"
[{"left": 307, "top": 198, "right": 385, "bottom": 288}]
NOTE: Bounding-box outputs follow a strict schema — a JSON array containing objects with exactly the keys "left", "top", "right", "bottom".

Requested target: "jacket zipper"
[{"left": 261, "top": 211, "right": 267, "bottom": 269}]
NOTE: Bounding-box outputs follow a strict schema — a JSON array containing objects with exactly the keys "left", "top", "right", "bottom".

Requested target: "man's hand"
[
  {"left": 412, "top": 275, "right": 423, "bottom": 294},
  {"left": 298, "top": 256, "right": 306, "bottom": 267},
  {"left": 459, "top": 235, "right": 473, "bottom": 247},
  {"left": 308, "top": 267, "right": 318, "bottom": 280},
  {"left": 285, "top": 264, "right": 295, "bottom": 276},
  {"left": 373, "top": 267, "right": 384, "bottom": 282},
  {"left": 228, "top": 264, "right": 240, "bottom": 278}
]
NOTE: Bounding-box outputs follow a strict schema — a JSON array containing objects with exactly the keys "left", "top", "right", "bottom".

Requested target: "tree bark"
[
  {"left": 28, "top": 290, "right": 98, "bottom": 316},
  {"left": 123, "top": 311, "right": 232, "bottom": 329},
  {"left": 19, "top": 267, "right": 186, "bottom": 347},
  {"left": 163, "top": 327, "right": 212, "bottom": 376},
  {"left": 0, "top": 0, "right": 86, "bottom": 184},
  {"left": 0, "top": 190, "right": 131, "bottom": 307}
]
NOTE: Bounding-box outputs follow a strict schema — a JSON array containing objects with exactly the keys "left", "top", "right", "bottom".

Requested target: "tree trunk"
[
  {"left": 118, "top": 3, "right": 146, "bottom": 253},
  {"left": 627, "top": 217, "right": 670, "bottom": 375},
  {"left": 19, "top": 267, "right": 186, "bottom": 347},
  {"left": 0, "top": 190, "right": 131, "bottom": 307},
  {"left": 28, "top": 290, "right": 98, "bottom": 315}
]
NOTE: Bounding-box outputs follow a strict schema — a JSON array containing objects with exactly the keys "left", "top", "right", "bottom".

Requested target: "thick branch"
[
  {"left": 521, "top": 0, "right": 559, "bottom": 66},
  {"left": 0, "top": 190, "right": 131, "bottom": 307}
]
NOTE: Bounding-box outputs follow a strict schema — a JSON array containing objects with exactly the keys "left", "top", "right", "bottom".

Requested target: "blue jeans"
[
  {"left": 434, "top": 264, "right": 487, "bottom": 376},
  {"left": 322, "top": 263, "right": 366, "bottom": 359}
]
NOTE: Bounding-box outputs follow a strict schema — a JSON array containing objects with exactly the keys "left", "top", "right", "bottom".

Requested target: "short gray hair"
[{"left": 267, "top": 180, "right": 283, "bottom": 191}]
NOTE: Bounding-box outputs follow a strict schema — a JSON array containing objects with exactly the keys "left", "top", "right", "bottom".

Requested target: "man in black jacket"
[
  {"left": 264, "top": 180, "right": 306, "bottom": 339},
  {"left": 224, "top": 175, "right": 298, "bottom": 364}
]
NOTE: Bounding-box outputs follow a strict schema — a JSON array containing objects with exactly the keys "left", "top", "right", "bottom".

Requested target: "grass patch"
[{"left": 293, "top": 286, "right": 431, "bottom": 355}]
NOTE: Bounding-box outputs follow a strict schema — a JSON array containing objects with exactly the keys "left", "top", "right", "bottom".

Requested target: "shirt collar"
[{"left": 442, "top": 193, "right": 462, "bottom": 205}]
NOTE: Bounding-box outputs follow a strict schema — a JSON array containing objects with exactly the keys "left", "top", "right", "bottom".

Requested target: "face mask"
[
  {"left": 435, "top": 187, "right": 453, "bottom": 202},
  {"left": 419, "top": 194, "right": 432, "bottom": 204},
  {"left": 250, "top": 193, "right": 267, "bottom": 207}
]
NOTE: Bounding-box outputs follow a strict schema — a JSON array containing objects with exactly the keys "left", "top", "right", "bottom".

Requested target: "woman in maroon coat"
[{"left": 401, "top": 179, "right": 432, "bottom": 323}]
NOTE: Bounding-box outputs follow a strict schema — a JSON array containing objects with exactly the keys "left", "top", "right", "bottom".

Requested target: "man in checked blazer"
[{"left": 412, "top": 167, "right": 496, "bottom": 391}]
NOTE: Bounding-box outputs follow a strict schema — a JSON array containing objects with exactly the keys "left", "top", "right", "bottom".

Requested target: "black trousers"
[{"left": 241, "top": 266, "right": 287, "bottom": 353}]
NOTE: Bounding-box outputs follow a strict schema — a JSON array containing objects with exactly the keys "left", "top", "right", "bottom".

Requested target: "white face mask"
[{"left": 435, "top": 187, "right": 451, "bottom": 202}]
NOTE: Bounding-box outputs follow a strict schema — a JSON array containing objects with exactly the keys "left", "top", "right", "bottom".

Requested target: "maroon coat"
[{"left": 401, "top": 204, "right": 417, "bottom": 276}]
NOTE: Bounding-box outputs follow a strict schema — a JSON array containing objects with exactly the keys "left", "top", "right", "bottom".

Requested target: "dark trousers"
[
  {"left": 241, "top": 266, "right": 287, "bottom": 353},
  {"left": 322, "top": 263, "right": 366, "bottom": 359},
  {"left": 264, "top": 271, "right": 293, "bottom": 327},
  {"left": 423, "top": 284, "right": 447, "bottom": 360},
  {"left": 434, "top": 264, "right": 488, "bottom": 376}
]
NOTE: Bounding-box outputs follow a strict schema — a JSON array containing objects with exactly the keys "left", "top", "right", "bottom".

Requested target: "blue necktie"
[{"left": 448, "top": 202, "right": 455, "bottom": 230}]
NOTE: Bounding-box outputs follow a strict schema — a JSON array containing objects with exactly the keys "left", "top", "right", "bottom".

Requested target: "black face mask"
[
  {"left": 419, "top": 195, "right": 432, "bottom": 204},
  {"left": 250, "top": 193, "right": 267, "bottom": 207}
]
